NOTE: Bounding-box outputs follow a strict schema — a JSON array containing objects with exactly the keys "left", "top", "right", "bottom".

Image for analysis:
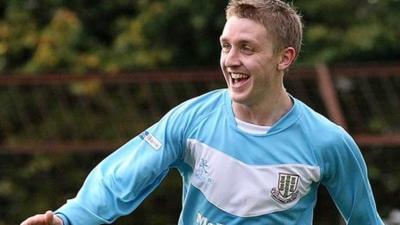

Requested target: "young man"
[{"left": 21, "top": 0, "right": 384, "bottom": 224}]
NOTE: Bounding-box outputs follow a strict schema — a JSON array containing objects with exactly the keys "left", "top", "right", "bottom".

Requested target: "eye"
[
  {"left": 241, "top": 44, "right": 254, "bottom": 55},
  {"left": 221, "top": 42, "right": 231, "bottom": 53}
]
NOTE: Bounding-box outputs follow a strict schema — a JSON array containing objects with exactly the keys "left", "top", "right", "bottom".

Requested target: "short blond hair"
[{"left": 226, "top": 0, "right": 303, "bottom": 58}]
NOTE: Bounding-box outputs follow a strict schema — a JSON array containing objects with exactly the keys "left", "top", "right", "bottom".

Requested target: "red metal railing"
[{"left": 0, "top": 64, "right": 399, "bottom": 153}]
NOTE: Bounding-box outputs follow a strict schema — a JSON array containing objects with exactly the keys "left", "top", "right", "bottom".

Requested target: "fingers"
[
  {"left": 48, "top": 211, "right": 64, "bottom": 225},
  {"left": 20, "top": 210, "right": 62, "bottom": 225},
  {"left": 20, "top": 214, "right": 44, "bottom": 225},
  {"left": 45, "top": 211, "right": 55, "bottom": 223}
]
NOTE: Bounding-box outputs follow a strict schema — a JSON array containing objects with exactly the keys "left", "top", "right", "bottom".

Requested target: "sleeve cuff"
[
  {"left": 55, "top": 200, "right": 107, "bottom": 225},
  {"left": 54, "top": 212, "right": 70, "bottom": 225}
]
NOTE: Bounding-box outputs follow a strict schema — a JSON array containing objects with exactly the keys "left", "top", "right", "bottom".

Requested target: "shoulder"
[
  {"left": 295, "top": 98, "right": 361, "bottom": 161},
  {"left": 294, "top": 98, "right": 358, "bottom": 162},
  {"left": 295, "top": 98, "right": 347, "bottom": 144},
  {"left": 146, "top": 89, "right": 227, "bottom": 153},
  {"left": 170, "top": 89, "right": 226, "bottom": 116},
  {"left": 162, "top": 89, "right": 227, "bottom": 125}
]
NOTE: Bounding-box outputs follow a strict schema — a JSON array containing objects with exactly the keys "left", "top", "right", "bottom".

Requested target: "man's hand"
[{"left": 20, "top": 211, "right": 63, "bottom": 225}]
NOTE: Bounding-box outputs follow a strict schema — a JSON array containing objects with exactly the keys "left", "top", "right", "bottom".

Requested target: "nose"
[{"left": 223, "top": 48, "right": 241, "bottom": 67}]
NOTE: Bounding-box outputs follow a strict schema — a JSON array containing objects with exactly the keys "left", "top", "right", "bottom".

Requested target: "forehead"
[{"left": 220, "top": 16, "right": 269, "bottom": 44}]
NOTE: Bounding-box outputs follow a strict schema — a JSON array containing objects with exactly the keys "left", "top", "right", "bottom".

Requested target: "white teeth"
[{"left": 230, "top": 73, "right": 249, "bottom": 79}]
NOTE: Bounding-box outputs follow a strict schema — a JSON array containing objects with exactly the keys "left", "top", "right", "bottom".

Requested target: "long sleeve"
[
  {"left": 318, "top": 128, "right": 384, "bottom": 225},
  {"left": 55, "top": 109, "right": 186, "bottom": 225}
]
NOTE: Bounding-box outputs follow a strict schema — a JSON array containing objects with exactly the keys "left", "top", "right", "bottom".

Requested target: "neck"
[{"left": 232, "top": 88, "right": 292, "bottom": 126}]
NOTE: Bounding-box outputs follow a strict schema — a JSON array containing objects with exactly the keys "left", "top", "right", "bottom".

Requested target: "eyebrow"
[
  {"left": 219, "top": 36, "right": 227, "bottom": 42},
  {"left": 219, "top": 36, "right": 256, "bottom": 47},
  {"left": 219, "top": 34, "right": 259, "bottom": 44}
]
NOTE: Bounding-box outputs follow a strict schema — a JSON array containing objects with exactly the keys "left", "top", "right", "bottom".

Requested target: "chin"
[{"left": 229, "top": 89, "right": 250, "bottom": 105}]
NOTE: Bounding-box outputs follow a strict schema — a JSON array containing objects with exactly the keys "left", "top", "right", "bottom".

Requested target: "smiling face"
[{"left": 220, "top": 16, "right": 284, "bottom": 107}]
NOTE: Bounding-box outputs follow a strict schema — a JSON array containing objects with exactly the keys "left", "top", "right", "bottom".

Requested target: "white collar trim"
[{"left": 235, "top": 118, "right": 271, "bottom": 135}]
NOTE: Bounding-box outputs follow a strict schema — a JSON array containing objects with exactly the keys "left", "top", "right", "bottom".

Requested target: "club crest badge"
[{"left": 271, "top": 173, "right": 300, "bottom": 204}]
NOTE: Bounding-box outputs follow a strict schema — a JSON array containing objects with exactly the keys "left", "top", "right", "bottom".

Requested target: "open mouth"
[{"left": 230, "top": 72, "right": 250, "bottom": 84}]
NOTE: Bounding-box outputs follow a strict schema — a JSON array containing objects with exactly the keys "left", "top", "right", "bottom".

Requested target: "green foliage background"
[
  {"left": 1, "top": 0, "right": 399, "bottom": 74},
  {"left": 0, "top": 0, "right": 399, "bottom": 224}
]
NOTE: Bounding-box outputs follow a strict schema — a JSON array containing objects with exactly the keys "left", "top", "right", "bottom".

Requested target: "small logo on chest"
[
  {"left": 271, "top": 173, "right": 300, "bottom": 204},
  {"left": 195, "top": 159, "right": 213, "bottom": 184}
]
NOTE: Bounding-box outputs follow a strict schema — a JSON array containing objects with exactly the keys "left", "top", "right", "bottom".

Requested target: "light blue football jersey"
[{"left": 56, "top": 89, "right": 383, "bottom": 225}]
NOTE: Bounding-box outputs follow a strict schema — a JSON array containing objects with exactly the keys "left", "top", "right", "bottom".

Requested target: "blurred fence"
[
  {"left": 0, "top": 64, "right": 399, "bottom": 153},
  {"left": 0, "top": 64, "right": 399, "bottom": 225}
]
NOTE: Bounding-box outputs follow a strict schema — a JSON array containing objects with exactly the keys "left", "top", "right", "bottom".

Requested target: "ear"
[{"left": 277, "top": 47, "right": 296, "bottom": 71}]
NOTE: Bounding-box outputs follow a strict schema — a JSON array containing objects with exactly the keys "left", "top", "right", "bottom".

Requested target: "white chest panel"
[{"left": 184, "top": 139, "right": 321, "bottom": 217}]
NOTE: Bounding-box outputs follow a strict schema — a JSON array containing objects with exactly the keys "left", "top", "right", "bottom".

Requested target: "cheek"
[
  {"left": 219, "top": 54, "right": 226, "bottom": 68},
  {"left": 249, "top": 57, "right": 274, "bottom": 73},
  {"left": 219, "top": 55, "right": 230, "bottom": 84}
]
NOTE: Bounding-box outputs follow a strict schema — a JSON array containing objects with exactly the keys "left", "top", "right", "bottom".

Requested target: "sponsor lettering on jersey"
[
  {"left": 196, "top": 212, "right": 224, "bottom": 225},
  {"left": 271, "top": 173, "right": 300, "bottom": 204},
  {"left": 139, "top": 131, "right": 162, "bottom": 150}
]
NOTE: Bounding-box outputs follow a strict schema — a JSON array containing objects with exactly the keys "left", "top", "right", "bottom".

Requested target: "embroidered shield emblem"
[{"left": 271, "top": 173, "right": 299, "bottom": 204}]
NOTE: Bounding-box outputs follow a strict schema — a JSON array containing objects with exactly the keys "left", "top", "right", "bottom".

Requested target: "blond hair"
[{"left": 226, "top": 0, "right": 303, "bottom": 59}]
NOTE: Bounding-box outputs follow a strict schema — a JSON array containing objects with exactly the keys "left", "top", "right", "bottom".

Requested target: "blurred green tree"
[{"left": 1, "top": 0, "right": 399, "bottom": 73}]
